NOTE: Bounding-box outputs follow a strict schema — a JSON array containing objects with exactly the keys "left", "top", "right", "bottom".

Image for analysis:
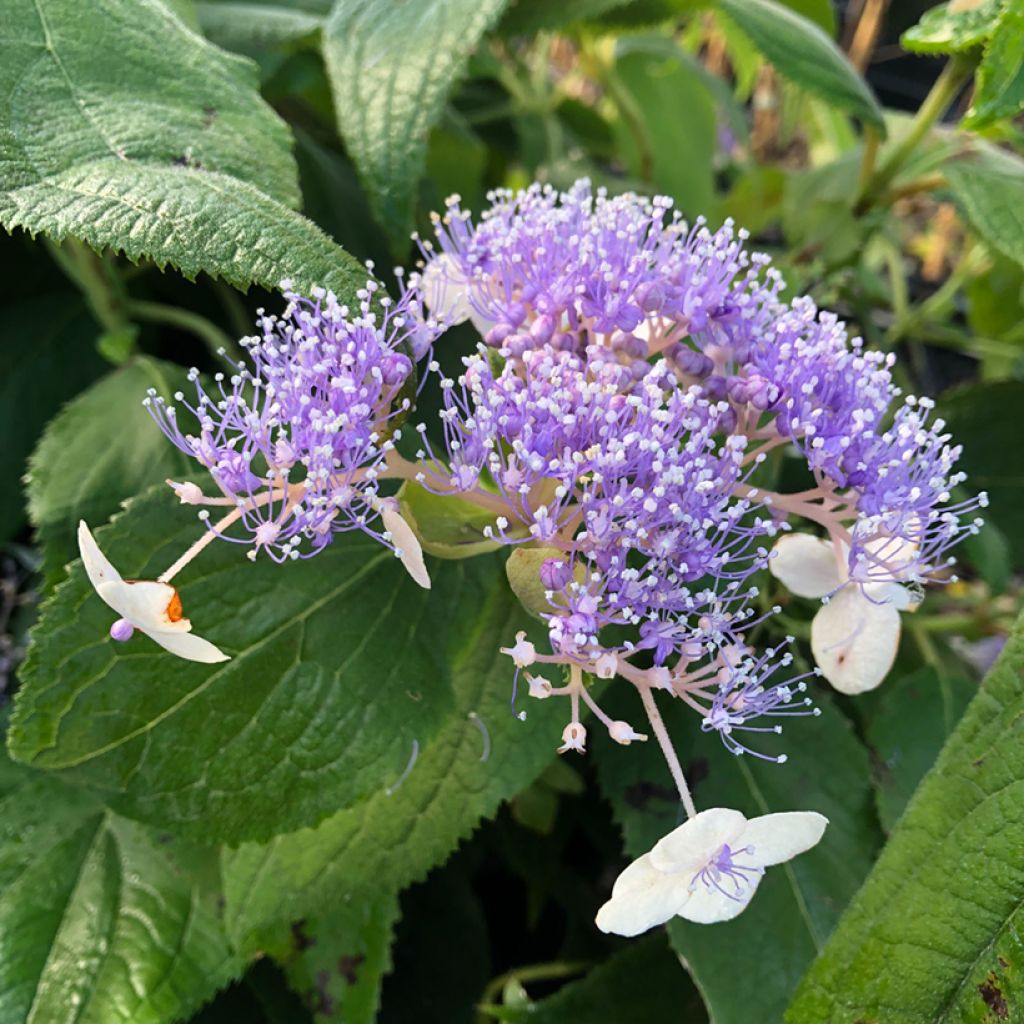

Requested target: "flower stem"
[
  {"left": 127, "top": 300, "right": 243, "bottom": 365},
  {"left": 637, "top": 684, "right": 697, "bottom": 819}
]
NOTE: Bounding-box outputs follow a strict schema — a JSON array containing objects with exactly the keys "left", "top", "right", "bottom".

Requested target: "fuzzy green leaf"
[
  {"left": 221, "top": 582, "right": 562, "bottom": 952},
  {"left": 788, "top": 610, "right": 1024, "bottom": 1022},
  {"left": 197, "top": 1, "right": 328, "bottom": 56},
  {"left": 0, "top": 734, "right": 240, "bottom": 1024},
  {"left": 947, "top": 143, "right": 1024, "bottom": 274},
  {"left": 901, "top": 0, "right": 1002, "bottom": 55},
  {"left": 967, "top": 0, "right": 1024, "bottom": 128},
  {"left": 8, "top": 484, "right": 484, "bottom": 844},
  {"left": 1, "top": 0, "right": 365, "bottom": 295},
  {"left": 595, "top": 688, "right": 880, "bottom": 1024},
  {"left": 322, "top": 0, "right": 509, "bottom": 244},
  {"left": 716, "top": 0, "right": 885, "bottom": 132}
]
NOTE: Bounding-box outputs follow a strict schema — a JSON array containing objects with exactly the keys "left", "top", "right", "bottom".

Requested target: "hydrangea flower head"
[{"left": 146, "top": 280, "right": 432, "bottom": 586}]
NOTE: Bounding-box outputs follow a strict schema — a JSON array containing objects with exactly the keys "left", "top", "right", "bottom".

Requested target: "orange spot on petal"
[{"left": 166, "top": 591, "right": 184, "bottom": 622}]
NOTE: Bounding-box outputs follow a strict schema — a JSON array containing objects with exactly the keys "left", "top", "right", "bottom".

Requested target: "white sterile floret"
[
  {"left": 77, "top": 521, "right": 229, "bottom": 664},
  {"left": 769, "top": 532, "right": 915, "bottom": 695},
  {"left": 811, "top": 585, "right": 902, "bottom": 694},
  {"left": 595, "top": 807, "right": 828, "bottom": 935}
]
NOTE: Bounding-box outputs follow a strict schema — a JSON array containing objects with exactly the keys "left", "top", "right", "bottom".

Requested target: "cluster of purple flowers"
[
  {"left": 145, "top": 281, "right": 431, "bottom": 564},
  {"left": 137, "top": 177, "right": 984, "bottom": 766}
]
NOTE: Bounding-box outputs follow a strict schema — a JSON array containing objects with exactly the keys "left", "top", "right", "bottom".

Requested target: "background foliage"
[{"left": 1, "top": 0, "right": 1023, "bottom": 1021}]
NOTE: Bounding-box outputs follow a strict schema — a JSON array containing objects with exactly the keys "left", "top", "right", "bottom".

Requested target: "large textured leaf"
[
  {"left": 221, "top": 581, "right": 562, "bottom": 951},
  {"left": 0, "top": 0, "right": 365, "bottom": 295},
  {"left": 716, "top": 0, "right": 885, "bottom": 132},
  {"left": 947, "top": 143, "right": 1024, "bottom": 273},
  {"left": 27, "top": 358, "right": 192, "bottom": 587},
  {"left": 281, "top": 892, "right": 399, "bottom": 1023},
  {"left": 8, "top": 484, "right": 480, "bottom": 844},
  {"left": 197, "top": 1, "right": 328, "bottom": 56},
  {"left": 322, "top": 0, "right": 509, "bottom": 243},
  {"left": 1, "top": 160, "right": 366, "bottom": 296},
  {"left": 595, "top": 687, "right": 880, "bottom": 1024},
  {"left": 787, "top": 611, "right": 1024, "bottom": 1023},
  {"left": 0, "top": 296, "right": 105, "bottom": 542},
  {"left": 0, "top": 736, "right": 240, "bottom": 1024},
  {"left": 967, "top": 0, "right": 1024, "bottom": 128}
]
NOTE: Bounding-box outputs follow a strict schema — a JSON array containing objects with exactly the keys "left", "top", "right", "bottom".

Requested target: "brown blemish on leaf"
[
  {"left": 979, "top": 975, "right": 1009, "bottom": 1019},
  {"left": 291, "top": 920, "right": 315, "bottom": 952},
  {"left": 338, "top": 953, "right": 365, "bottom": 985}
]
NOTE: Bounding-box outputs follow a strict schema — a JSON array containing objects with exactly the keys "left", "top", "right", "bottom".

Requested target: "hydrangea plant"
[{"left": 2, "top": 1, "right": 1023, "bottom": 1022}]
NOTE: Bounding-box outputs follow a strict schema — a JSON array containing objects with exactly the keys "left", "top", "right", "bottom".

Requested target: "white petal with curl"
[
  {"left": 595, "top": 854, "right": 688, "bottom": 936},
  {"left": 98, "top": 580, "right": 191, "bottom": 634},
  {"left": 78, "top": 521, "right": 124, "bottom": 592},
  {"left": 811, "top": 586, "right": 901, "bottom": 694},
  {"left": 650, "top": 807, "right": 747, "bottom": 873},
  {"left": 380, "top": 504, "right": 431, "bottom": 590},
  {"left": 738, "top": 811, "right": 828, "bottom": 866},
  {"left": 148, "top": 630, "right": 230, "bottom": 664},
  {"left": 769, "top": 534, "right": 844, "bottom": 599}
]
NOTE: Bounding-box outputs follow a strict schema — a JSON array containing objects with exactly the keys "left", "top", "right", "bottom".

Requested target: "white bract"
[
  {"left": 419, "top": 253, "right": 495, "bottom": 337},
  {"left": 596, "top": 807, "right": 828, "bottom": 935},
  {"left": 769, "top": 532, "right": 918, "bottom": 694},
  {"left": 77, "top": 521, "right": 229, "bottom": 664},
  {"left": 371, "top": 497, "right": 431, "bottom": 590}
]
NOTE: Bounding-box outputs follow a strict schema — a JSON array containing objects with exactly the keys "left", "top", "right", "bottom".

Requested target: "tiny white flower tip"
[
  {"left": 608, "top": 720, "right": 648, "bottom": 745},
  {"left": 558, "top": 722, "right": 587, "bottom": 754},
  {"left": 168, "top": 480, "right": 204, "bottom": 505},
  {"left": 500, "top": 630, "right": 536, "bottom": 668},
  {"left": 526, "top": 673, "right": 552, "bottom": 699}
]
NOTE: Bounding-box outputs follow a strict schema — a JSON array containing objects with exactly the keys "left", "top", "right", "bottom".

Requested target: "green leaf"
[
  {"left": 1, "top": 0, "right": 365, "bottom": 296},
  {"left": 901, "top": 0, "right": 1002, "bottom": 55},
  {"left": 941, "top": 380, "right": 1024, "bottom": 564},
  {"left": 611, "top": 43, "right": 716, "bottom": 217},
  {"left": 197, "top": 1, "right": 327, "bottom": 56},
  {"left": 281, "top": 892, "right": 400, "bottom": 1023},
  {"left": 26, "top": 358, "right": 192, "bottom": 587},
  {"left": 947, "top": 143, "right": 1024, "bottom": 276},
  {"left": 499, "top": 0, "right": 642, "bottom": 35},
  {"left": 0, "top": 734, "right": 240, "bottom": 1024},
  {"left": 0, "top": 297, "right": 106, "bottom": 542},
  {"left": 787, "top": 610, "right": 1024, "bottom": 1023},
  {"left": 398, "top": 481, "right": 507, "bottom": 559},
  {"left": 865, "top": 666, "right": 977, "bottom": 831},
  {"left": 221, "top": 582, "right": 562, "bottom": 951},
  {"left": 2, "top": 160, "right": 366, "bottom": 296},
  {"left": 595, "top": 689, "right": 880, "bottom": 1024},
  {"left": 715, "top": 0, "right": 885, "bottom": 132},
  {"left": 967, "top": 0, "right": 1024, "bottom": 126},
  {"left": 8, "top": 484, "right": 479, "bottom": 844},
  {"left": 507, "top": 935, "right": 704, "bottom": 1022},
  {"left": 322, "top": 0, "right": 509, "bottom": 244}
]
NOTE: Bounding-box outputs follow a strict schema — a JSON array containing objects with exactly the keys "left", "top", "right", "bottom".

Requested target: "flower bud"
[
  {"left": 558, "top": 722, "right": 587, "bottom": 754},
  {"left": 609, "top": 720, "right": 648, "bottom": 745}
]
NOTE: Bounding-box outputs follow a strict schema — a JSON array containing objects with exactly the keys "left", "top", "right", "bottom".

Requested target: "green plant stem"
[
  {"left": 45, "top": 238, "right": 132, "bottom": 332},
  {"left": 859, "top": 54, "right": 976, "bottom": 211},
  {"left": 477, "top": 961, "right": 590, "bottom": 1020},
  {"left": 127, "top": 300, "right": 241, "bottom": 364},
  {"left": 854, "top": 124, "right": 880, "bottom": 204}
]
